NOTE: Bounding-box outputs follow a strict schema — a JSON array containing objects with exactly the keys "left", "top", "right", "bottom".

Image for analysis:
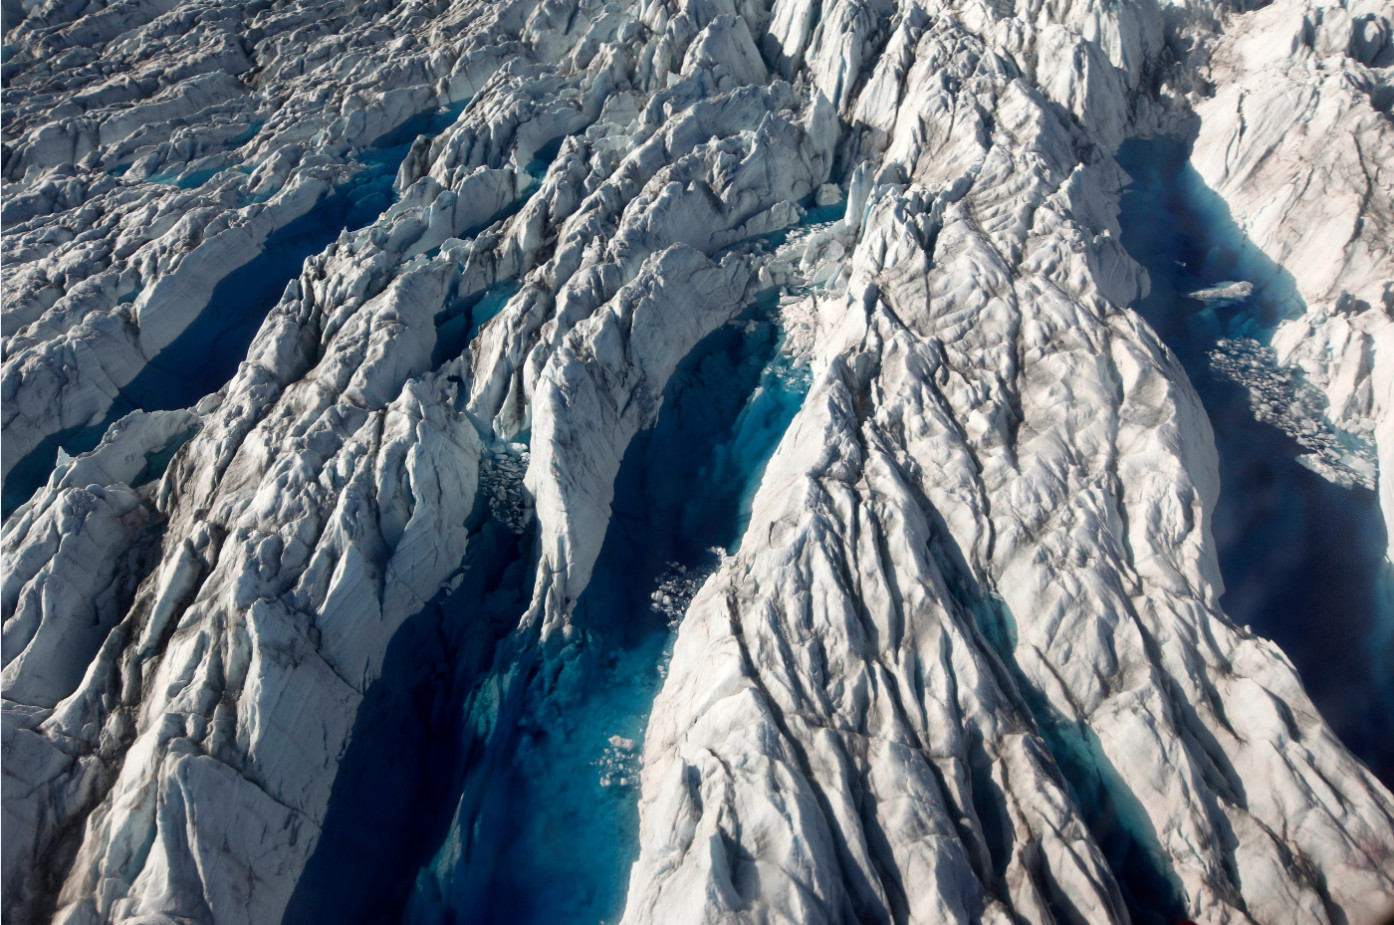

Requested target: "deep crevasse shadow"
[
  {"left": 921, "top": 494, "right": 1189, "bottom": 925},
  {"left": 400, "top": 292, "right": 811, "bottom": 925},
  {"left": 282, "top": 449, "right": 536, "bottom": 925},
  {"left": 1113, "top": 134, "right": 1394, "bottom": 786},
  {"left": 1, "top": 101, "right": 470, "bottom": 521}
]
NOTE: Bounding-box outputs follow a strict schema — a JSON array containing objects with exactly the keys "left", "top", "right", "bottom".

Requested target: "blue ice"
[
  {"left": 401, "top": 294, "right": 811, "bottom": 925},
  {"left": 1114, "top": 135, "right": 1394, "bottom": 787}
]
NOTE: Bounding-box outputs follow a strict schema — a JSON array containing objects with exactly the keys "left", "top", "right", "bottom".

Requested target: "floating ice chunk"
[
  {"left": 1210, "top": 336, "right": 1377, "bottom": 490},
  {"left": 1187, "top": 280, "right": 1254, "bottom": 301}
]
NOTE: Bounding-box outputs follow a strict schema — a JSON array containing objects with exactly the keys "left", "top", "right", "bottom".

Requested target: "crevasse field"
[{"left": 3, "top": 0, "right": 1394, "bottom": 923}]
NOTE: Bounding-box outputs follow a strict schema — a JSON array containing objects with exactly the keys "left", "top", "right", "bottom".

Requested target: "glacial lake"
[{"left": 1115, "top": 135, "right": 1394, "bottom": 787}]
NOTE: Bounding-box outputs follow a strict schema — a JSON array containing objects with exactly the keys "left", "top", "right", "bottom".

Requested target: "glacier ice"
[
  {"left": 2, "top": 0, "right": 1394, "bottom": 922},
  {"left": 1114, "top": 131, "right": 1394, "bottom": 799}
]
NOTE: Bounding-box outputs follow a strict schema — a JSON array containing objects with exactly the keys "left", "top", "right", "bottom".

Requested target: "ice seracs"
[{"left": 3, "top": 0, "right": 1394, "bottom": 922}]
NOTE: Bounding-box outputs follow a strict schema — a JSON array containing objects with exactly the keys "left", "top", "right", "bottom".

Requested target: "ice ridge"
[{"left": 2, "top": 0, "right": 1394, "bottom": 922}]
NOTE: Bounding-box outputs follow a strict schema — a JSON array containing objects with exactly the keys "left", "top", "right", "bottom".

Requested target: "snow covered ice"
[{"left": 3, "top": 0, "right": 1394, "bottom": 922}]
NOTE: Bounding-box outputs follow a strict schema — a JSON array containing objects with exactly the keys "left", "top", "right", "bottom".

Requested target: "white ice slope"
[{"left": 2, "top": 0, "right": 1392, "bottom": 922}]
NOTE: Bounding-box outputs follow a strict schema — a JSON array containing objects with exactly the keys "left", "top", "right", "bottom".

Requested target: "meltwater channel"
[
  {"left": 285, "top": 287, "right": 810, "bottom": 925},
  {"left": 1115, "top": 135, "right": 1394, "bottom": 786},
  {"left": 1, "top": 100, "right": 471, "bottom": 519},
  {"left": 407, "top": 294, "right": 810, "bottom": 925}
]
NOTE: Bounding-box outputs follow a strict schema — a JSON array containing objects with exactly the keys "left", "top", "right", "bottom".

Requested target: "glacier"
[
  {"left": 2, "top": 0, "right": 1394, "bottom": 922},
  {"left": 1113, "top": 132, "right": 1394, "bottom": 782}
]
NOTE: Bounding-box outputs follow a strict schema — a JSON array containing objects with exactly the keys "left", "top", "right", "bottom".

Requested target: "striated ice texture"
[{"left": 2, "top": 0, "right": 1393, "bottom": 923}]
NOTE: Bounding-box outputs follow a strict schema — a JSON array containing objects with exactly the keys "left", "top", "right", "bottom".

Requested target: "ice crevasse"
[{"left": 1, "top": 0, "right": 1393, "bottom": 922}]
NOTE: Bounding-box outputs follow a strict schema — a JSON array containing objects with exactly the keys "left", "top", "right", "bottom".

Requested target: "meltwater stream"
[
  {"left": 398, "top": 292, "right": 810, "bottom": 925},
  {"left": 1115, "top": 136, "right": 1394, "bottom": 786},
  {"left": 97, "top": 104, "right": 475, "bottom": 413},
  {"left": 1, "top": 101, "right": 472, "bottom": 519}
]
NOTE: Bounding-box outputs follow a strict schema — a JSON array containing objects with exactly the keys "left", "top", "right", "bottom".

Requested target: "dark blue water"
[
  {"left": 1114, "top": 135, "right": 1394, "bottom": 787},
  {"left": 2, "top": 172, "right": 395, "bottom": 519},
  {"left": 433, "top": 281, "right": 523, "bottom": 367},
  {"left": 369, "top": 100, "right": 470, "bottom": 151},
  {"left": 229, "top": 120, "right": 266, "bottom": 149},
  {"left": 945, "top": 567, "right": 1186, "bottom": 925},
  {"left": 149, "top": 102, "right": 470, "bottom": 397},
  {"left": 755, "top": 198, "right": 845, "bottom": 250},
  {"left": 4, "top": 421, "right": 111, "bottom": 519},
  {"left": 942, "top": 136, "right": 1394, "bottom": 925},
  {"left": 125, "top": 178, "right": 396, "bottom": 407},
  {"left": 132, "top": 121, "right": 266, "bottom": 185},
  {"left": 402, "top": 293, "right": 810, "bottom": 925},
  {"left": 1034, "top": 694, "right": 1189, "bottom": 925},
  {"left": 145, "top": 166, "right": 223, "bottom": 189},
  {"left": 524, "top": 136, "right": 564, "bottom": 183},
  {"left": 283, "top": 476, "right": 536, "bottom": 925},
  {"left": 424, "top": 135, "right": 558, "bottom": 259}
]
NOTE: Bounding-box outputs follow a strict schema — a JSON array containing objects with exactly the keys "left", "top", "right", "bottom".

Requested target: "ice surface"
[{"left": 4, "top": 0, "right": 1394, "bottom": 923}]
